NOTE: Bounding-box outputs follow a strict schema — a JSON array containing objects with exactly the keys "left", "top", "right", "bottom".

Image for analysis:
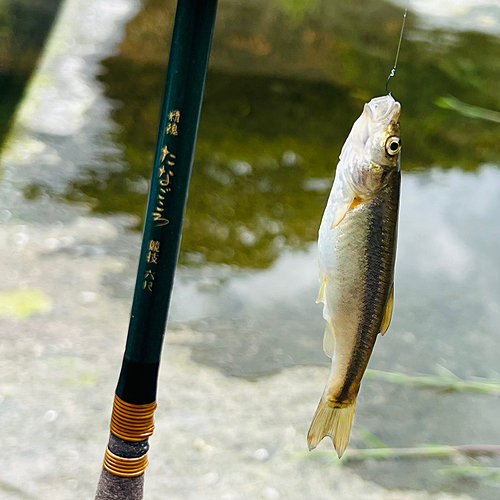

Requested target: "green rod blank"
[{"left": 115, "top": 0, "right": 218, "bottom": 405}]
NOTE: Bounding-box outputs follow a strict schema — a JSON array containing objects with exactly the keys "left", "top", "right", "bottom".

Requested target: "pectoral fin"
[
  {"left": 330, "top": 197, "right": 362, "bottom": 229},
  {"left": 323, "top": 321, "right": 335, "bottom": 358},
  {"left": 316, "top": 277, "right": 327, "bottom": 304},
  {"left": 380, "top": 285, "right": 394, "bottom": 336},
  {"left": 330, "top": 197, "right": 352, "bottom": 229}
]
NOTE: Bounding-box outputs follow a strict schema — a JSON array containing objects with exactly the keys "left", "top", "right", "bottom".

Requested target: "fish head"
[{"left": 341, "top": 95, "right": 401, "bottom": 197}]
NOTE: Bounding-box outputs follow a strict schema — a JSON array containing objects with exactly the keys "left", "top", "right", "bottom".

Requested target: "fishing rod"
[{"left": 95, "top": 1, "right": 218, "bottom": 498}]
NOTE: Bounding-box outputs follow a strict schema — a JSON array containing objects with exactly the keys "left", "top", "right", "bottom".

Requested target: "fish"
[{"left": 307, "top": 94, "right": 402, "bottom": 457}]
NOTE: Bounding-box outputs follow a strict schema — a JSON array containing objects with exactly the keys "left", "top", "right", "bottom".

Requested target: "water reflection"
[{"left": 58, "top": 0, "right": 500, "bottom": 271}]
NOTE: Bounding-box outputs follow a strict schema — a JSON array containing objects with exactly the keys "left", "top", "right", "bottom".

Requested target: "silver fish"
[{"left": 308, "top": 95, "right": 401, "bottom": 457}]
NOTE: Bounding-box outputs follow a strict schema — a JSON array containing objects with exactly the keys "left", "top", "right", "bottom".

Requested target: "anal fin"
[
  {"left": 323, "top": 321, "right": 335, "bottom": 358},
  {"left": 380, "top": 285, "right": 394, "bottom": 336}
]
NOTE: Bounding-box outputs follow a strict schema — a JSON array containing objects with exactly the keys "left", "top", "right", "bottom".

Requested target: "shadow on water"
[{"left": 0, "top": 0, "right": 62, "bottom": 146}]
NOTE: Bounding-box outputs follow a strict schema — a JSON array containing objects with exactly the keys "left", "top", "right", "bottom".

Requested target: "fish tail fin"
[{"left": 307, "top": 397, "right": 357, "bottom": 458}]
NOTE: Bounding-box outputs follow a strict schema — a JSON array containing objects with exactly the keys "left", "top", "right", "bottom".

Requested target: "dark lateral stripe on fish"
[{"left": 337, "top": 189, "right": 396, "bottom": 403}]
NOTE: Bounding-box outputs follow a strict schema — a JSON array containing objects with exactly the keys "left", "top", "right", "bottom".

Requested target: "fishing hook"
[{"left": 386, "top": 4, "right": 408, "bottom": 95}]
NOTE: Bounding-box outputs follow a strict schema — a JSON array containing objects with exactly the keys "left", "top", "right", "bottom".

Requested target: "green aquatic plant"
[
  {"left": 437, "top": 95, "right": 500, "bottom": 123},
  {"left": 275, "top": 0, "right": 319, "bottom": 23},
  {"left": 0, "top": 288, "right": 53, "bottom": 319},
  {"left": 296, "top": 444, "right": 500, "bottom": 463},
  {"left": 437, "top": 466, "right": 500, "bottom": 485},
  {"left": 365, "top": 368, "right": 500, "bottom": 395}
]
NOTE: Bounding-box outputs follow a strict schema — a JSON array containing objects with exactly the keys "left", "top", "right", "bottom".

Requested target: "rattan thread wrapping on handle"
[
  {"left": 103, "top": 447, "right": 149, "bottom": 478},
  {"left": 110, "top": 395, "right": 157, "bottom": 442}
]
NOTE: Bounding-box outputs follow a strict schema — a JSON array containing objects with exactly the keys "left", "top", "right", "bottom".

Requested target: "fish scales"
[{"left": 308, "top": 95, "right": 401, "bottom": 457}]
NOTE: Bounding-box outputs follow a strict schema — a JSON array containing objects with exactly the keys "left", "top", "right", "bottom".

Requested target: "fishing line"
[{"left": 386, "top": 2, "right": 409, "bottom": 95}]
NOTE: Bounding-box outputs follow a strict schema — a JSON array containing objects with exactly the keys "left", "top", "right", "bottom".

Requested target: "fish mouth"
[{"left": 364, "top": 95, "right": 401, "bottom": 123}]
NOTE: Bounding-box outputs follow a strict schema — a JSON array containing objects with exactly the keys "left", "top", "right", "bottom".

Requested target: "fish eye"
[{"left": 385, "top": 136, "right": 401, "bottom": 156}]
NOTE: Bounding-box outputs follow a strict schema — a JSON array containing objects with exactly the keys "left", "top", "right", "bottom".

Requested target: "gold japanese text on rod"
[
  {"left": 109, "top": 395, "right": 157, "bottom": 442},
  {"left": 103, "top": 447, "right": 149, "bottom": 477}
]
